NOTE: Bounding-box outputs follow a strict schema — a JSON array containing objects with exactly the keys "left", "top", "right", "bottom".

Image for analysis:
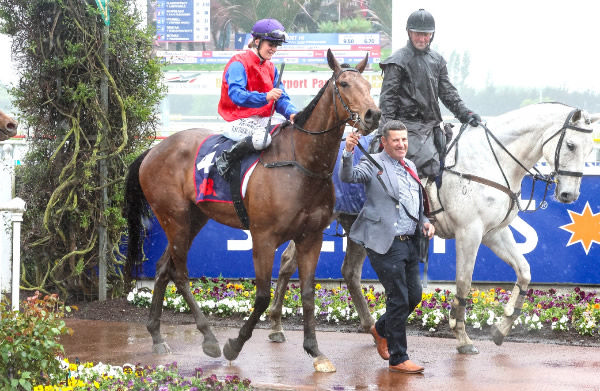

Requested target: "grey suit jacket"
[{"left": 339, "top": 150, "right": 429, "bottom": 255}]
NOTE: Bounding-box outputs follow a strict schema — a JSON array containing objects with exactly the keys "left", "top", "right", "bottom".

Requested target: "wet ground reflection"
[{"left": 61, "top": 319, "right": 600, "bottom": 390}]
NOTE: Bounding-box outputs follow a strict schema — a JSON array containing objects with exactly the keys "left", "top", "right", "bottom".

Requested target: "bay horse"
[
  {"left": 124, "top": 49, "right": 381, "bottom": 372},
  {"left": 269, "top": 103, "right": 598, "bottom": 354},
  {"left": 0, "top": 109, "right": 18, "bottom": 141}
]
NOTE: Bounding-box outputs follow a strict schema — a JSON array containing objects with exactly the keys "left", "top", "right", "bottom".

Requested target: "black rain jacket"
[{"left": 378, "top": 41, "right": 473, "bottom": 177}]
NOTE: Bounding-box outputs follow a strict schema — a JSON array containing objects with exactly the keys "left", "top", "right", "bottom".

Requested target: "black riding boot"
[{"left": 215, "top": 136, "right": 256, "bottom": 181}]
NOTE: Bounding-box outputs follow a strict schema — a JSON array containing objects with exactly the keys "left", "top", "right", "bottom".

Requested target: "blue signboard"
[
  {"left": 139, "top": 174, "right": 600, "bottom": 284},
  {"left": 155, "top": 0, "right": 210, "bottom": 42}
]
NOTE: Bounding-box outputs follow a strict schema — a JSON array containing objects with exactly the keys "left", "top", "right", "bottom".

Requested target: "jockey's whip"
[{"left": 263, "top": 62, "right": 286, "bottom": 147}]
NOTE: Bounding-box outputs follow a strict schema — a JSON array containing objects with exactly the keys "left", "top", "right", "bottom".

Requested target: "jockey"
[
  {"left": 215, "top": 18, "right": 298, "bottom": 180},
  {"left": 377, "top": 9, "right": 481, "bottom": 182}
]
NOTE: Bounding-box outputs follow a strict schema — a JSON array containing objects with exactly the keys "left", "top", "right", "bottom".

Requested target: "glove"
[{"left": 463, "top": 112, "right": 481, "bottom": 127}]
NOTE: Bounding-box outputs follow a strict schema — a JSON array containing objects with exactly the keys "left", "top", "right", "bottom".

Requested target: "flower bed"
[
  {"left": 33, "top": 359, "right": 252, "bottom": 391},
  {"left": 128, "top": 277, "right": 600, "bottom": 336}
]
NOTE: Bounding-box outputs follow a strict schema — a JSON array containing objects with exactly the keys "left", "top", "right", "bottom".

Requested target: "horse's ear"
[
  {"left": 571, "top": 109, "right": 582, "bottom": 123},
  {"left": 327, "top": 49, "right": 341, "bottom": 74},
  {"left": 355, "top": 53, "right": 369, "bottom": 73}
]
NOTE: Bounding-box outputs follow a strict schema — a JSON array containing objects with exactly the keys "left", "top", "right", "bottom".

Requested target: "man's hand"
[
  {"left": 266, "top": 88, "right": 283, "bottom": 102},
  {"left": 345, "top": 132, "right": 360, "bottom": 152},
  {"left": 465, "top": 112, "right": 482, "bottom": 127},
  {"left": 422, "top": 222, "right": 435, "bottom": 239}
]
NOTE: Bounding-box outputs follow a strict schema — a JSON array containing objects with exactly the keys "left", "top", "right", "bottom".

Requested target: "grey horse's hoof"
[
  {"left": 313, "top": 355, "right": 336, "bottom": 372},
  {"left": 268, "top": 330, "right": 287, "bottom": 343},
  {"left": 152, "top": 342, "right": 172, "bottom": 354},
  {"left": 202, "top": 339, "right": 221, "bottom": 358},
  {"left": 457, "top": 344, "right": 479, "bottom": 355},
  {"left": 223, "top": 338, "right": 240, "bottom": 361},
  {"left": 491, "top": 325, "right": 505, "bottom": 346}
]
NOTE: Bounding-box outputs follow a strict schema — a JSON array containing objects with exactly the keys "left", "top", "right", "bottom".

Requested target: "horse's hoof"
[
  {"left": 152, "top": 342, "right": 172, "bottom": 354},
  {"left": 457, "top": 344, "right": 479, "bottom": 355},
  {"left": 491, "top": 325, "right": 505, "bottom": 346},
  {"left": 268, "top": 330, "right": 286, "bottom": 343},
  {"left": 313, "top": 355, "right": 336, "bottom": 373},
  {"left": 223, "top": 338, "right": 240, "bottom": 361},
  {"left": 202, "top": 340, "right": 221, "bottom": 358}
]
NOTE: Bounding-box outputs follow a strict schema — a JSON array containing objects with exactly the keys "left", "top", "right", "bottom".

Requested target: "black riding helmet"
[{"left": 406, "top": 9, "right": 435, "bottom": 47}]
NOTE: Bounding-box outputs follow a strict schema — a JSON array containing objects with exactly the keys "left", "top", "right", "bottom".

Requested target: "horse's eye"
[
  {"left": 566, "top": 141, "right": 575, "bottom": 151},
  {"left": 339, "top": 81, "right": 349, "bottom": 87}
]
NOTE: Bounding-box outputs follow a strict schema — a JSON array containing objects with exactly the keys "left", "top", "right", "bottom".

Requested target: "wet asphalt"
[{"left": 61, "top": 319, "right": 600, "bottom": 391}]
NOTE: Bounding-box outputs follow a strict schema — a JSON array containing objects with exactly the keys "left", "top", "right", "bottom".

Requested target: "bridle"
[
  {"left": 541, "top": 108, "right": 593, "bottom": 179},
  {"left": 438, "top": 108, "right": 592, "bottom": 223},
  {"left": 261, "top": 68, "right": 368, "bottom": 178}
]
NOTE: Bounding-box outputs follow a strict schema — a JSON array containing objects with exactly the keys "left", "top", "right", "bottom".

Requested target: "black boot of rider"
[{"left": 215, "top": 136, "right": 256, "bottom": 181}]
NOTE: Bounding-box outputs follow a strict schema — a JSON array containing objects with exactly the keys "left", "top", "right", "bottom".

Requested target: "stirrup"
[{"left": 215, "top": 154, "right": 232, "bottom": 179}]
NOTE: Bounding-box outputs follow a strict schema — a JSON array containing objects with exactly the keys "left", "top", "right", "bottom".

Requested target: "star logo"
[{"left": 559, "top": 202, "right": 600, "bottom": 255}]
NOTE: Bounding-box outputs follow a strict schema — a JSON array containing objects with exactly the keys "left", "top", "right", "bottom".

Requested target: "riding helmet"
[
  {"left": 406, "top": 9, "right": 435, "bottom": 33},
  {"left": 251, "top": 19, "right": 288, "bottom": 44}
]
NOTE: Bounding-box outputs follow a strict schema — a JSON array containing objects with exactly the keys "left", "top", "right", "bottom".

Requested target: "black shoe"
[{"left": 215, "top": 136, "right": 256, "bottom": 181}]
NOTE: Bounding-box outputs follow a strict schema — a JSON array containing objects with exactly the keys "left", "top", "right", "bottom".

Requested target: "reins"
[
  {"left": 261, "top": 68, "right": 366, "bottom": 179},
  {"left": 438, "top": 108, "right": 591, "bottom": 223}
]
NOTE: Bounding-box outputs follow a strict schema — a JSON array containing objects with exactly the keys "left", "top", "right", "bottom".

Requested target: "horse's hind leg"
[
  {"left": 338, "top": 214, "right": 373, "bottom": 332},
  {"left": 482, "top": 226, "right": 531, "bottom": 346},
  {"left": 268, "top": 240, "right": 298, "bottom": 342},
  {"left": 147, "top": 250, "right": 173, "bottom": 353},
  {"left": 168, "top": 209, "right": 221, "bottom": 357}
]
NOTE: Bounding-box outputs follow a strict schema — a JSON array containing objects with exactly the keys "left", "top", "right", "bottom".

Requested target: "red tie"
[{"left": 399, "top": 159, "right": 421, "bottom": 185}]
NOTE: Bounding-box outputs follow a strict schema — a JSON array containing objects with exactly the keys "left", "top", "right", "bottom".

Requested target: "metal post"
[{"left": 98, "top": 22, "right": 109, "bottom": 301}]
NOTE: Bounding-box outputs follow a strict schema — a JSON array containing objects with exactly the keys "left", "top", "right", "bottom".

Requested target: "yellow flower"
[
  {"left": 315, "top": 283, "right": 322, "bottom": 290},
  {"left": 189, "top": 281, "right": 193, "bottom": 286},
  {"left": 473, "top": 298, "right": 479, "bottom": 304},
  {"left": 537, "top": 303, "right": 542, "bottom": 309},
  {"left": 69, "top": 363, "right": 77, "bottom": 371},
  {"left": 94, "top": 380, "right": 100, "bottom": 388},
  {"left": 472, "top": 291, "right": 479, "bottom": 298},
  {"left": 243, "top": 291, "right": 250, "bottom": 297},
  {"left": 441, "top": 295, "right": 446, "bottom": 302},
  {"left": 594, "top": 303, "right": 600, "bottom": 310},
  {"left": 226, "top": 283, "right": 233, "bottom": 289},
  {"left": 523, "top": 302, "right": 529, "bottom": 309},
  {"left": 480, "top": 291, "right": 486, "bottom": 298},
  {"left": 234, "top": 283, "right": 243, "bottom": 290}
]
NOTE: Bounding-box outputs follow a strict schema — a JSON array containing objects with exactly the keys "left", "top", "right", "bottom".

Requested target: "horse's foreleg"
[
  {"left": 338, "top": 213, "right": 374, "bottom": 332},
  {"left": 268, "top": 240, "right": 298, "bottom": 343},
  {"left": 296, "top": 233, "right": 335, "bottom": 373},
  {"left": 147, "top": 251, "right": 172, "bottom": 354},
  {"left": 482, "top": 226, "right": 531, "bottom": 346},
  {"left": 451, "top": 228, "right": 483, "bottom": 355},
  {"left": 223, "top": 242, "right": 275, "bottom": 361}
]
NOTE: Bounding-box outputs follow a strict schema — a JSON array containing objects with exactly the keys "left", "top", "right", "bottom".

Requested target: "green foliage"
[
  {"left": 0, "top": 292, "right": 72, "bottom": 391},
  {"left": 0, "top": 0, "right": 166, "bottom": 297},
  {"left": 318, "top": 17, "right": 372, "bottom": 33}
]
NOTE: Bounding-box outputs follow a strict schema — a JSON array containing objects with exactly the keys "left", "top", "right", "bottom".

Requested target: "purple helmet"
[{"left": 251, "top": 19, "right": 288, "bottom": 43}]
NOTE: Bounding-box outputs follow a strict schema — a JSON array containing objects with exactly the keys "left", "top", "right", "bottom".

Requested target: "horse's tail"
[{"left": 124, "top": 149, "right": 152, "bottom": 287}]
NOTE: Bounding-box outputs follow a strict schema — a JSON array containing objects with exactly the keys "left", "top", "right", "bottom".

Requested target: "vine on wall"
[{"left": 0, "top": 0, "right": 166, "bottom": 298}]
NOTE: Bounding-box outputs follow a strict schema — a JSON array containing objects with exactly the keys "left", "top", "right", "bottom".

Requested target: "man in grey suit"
[{"left": 340, "top": 120, "right": 435, "bottom": 374}]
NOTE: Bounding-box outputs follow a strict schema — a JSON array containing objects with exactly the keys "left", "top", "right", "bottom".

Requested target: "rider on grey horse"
[{"left": 377, "top": 9, "right": 481, "bottom": 181}]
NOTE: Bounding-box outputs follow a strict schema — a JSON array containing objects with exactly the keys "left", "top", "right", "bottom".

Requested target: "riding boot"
[{"left": 215, "top": 136, "right": 256, "bottom": 181}]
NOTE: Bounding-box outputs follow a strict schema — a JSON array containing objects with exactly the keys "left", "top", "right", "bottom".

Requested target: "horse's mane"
[{"left": 293, "top": 79, "right": 330, "bottom": 127}]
